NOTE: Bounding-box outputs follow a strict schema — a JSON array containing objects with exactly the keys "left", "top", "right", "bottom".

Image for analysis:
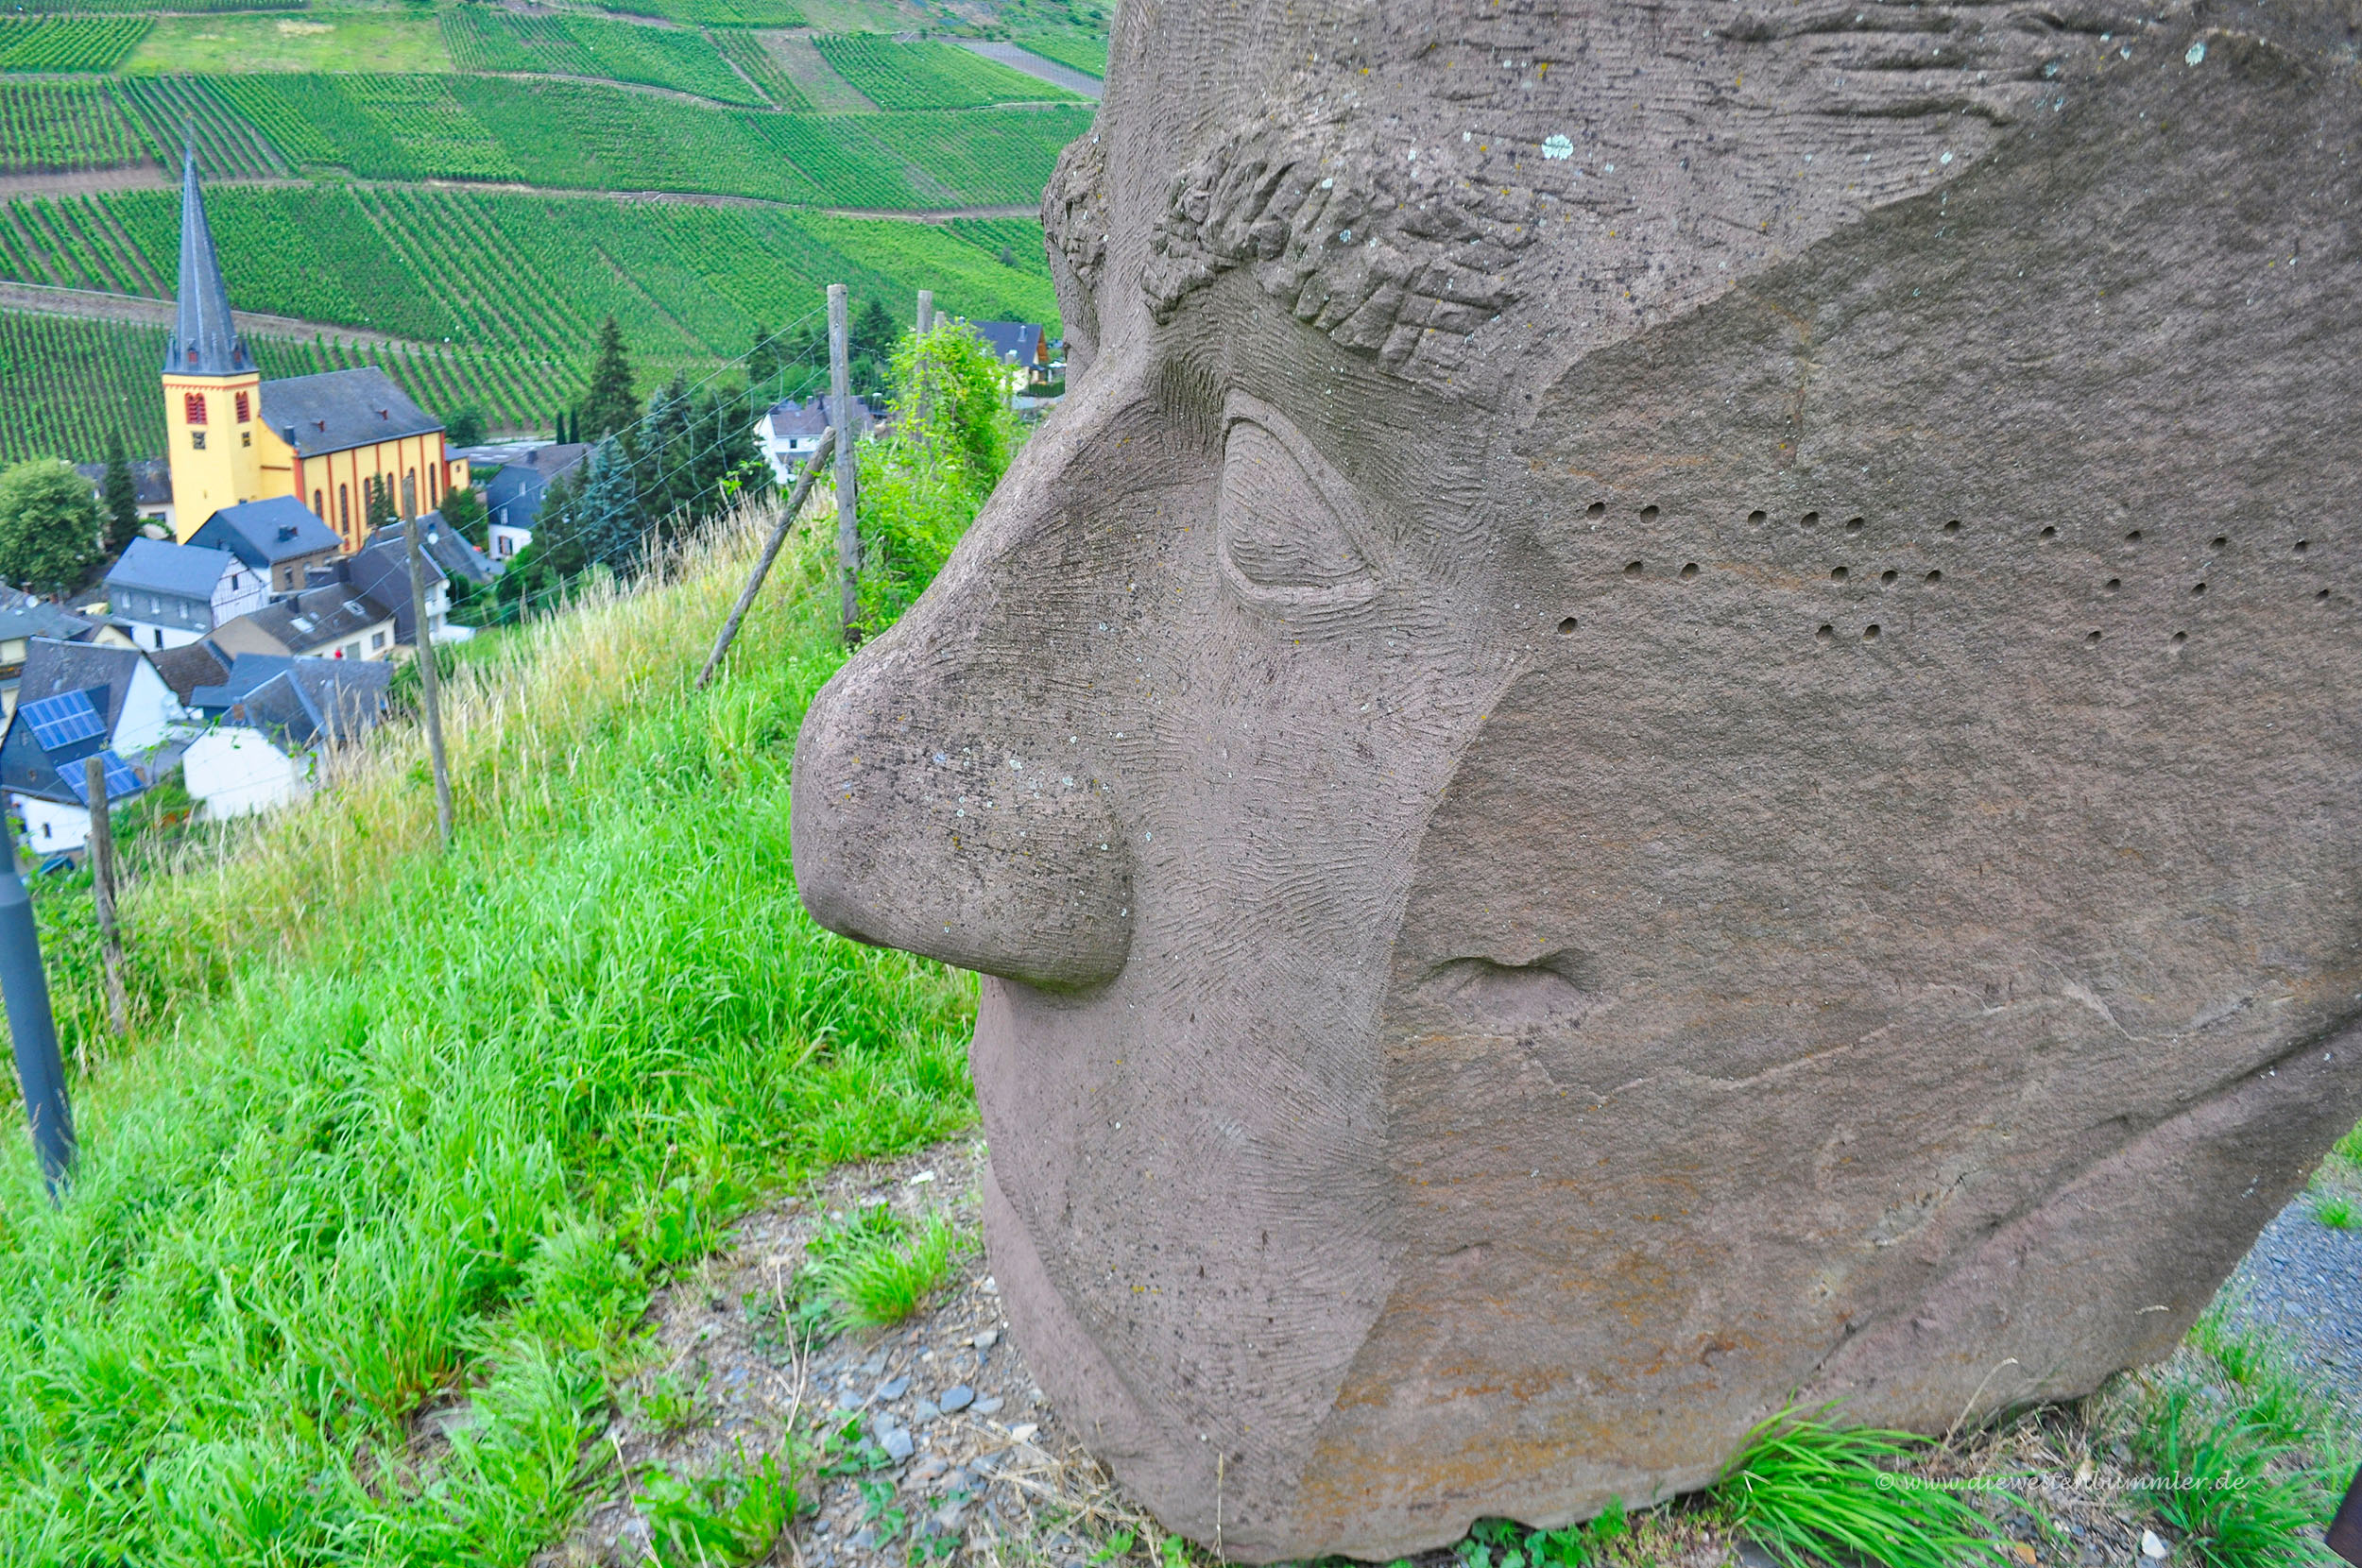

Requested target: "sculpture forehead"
[{"left": 1076, "top": 0, "right": 2153, "bottom": 398}]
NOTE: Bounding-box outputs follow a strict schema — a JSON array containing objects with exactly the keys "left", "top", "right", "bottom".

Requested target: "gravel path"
[{"left": 2219, "top": 1160, "right": 2362, "bottom": 1412}]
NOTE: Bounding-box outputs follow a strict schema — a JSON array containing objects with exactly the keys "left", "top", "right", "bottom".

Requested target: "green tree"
[
  {"left": 854, "top": 320, "right": 1021, "bottom": 629},
  {"left": 364, "top": 474, "right": 397, "bottom": 535},
  {"left": 100, "top": 431, "right": 140, "bottom": 554},
  {"left": 0, "top": 458, "right": 103, "bottom": 595},
  {"left": 578, "top": 315, "right": 639, "bottom": 442},
  {"left": 443, "top": 407, "right": 487, "bottom": 449},
  {"left": 437, "top": 483, "right": 488, "bottom": 549}
]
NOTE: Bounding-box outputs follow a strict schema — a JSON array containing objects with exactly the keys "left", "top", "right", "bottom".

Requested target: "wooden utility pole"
[
  {"left": 696, "top": 426, "right": 837, "bottom": 690},
  {"left": 828, "top": 282, "right": 859, "bottom": 646},
  {"left": 404, "top": 520, "right": 454, "bottom": 848},
  {"left": 915, "top": 289, "right": 934, "bottom": 452},
  {"left": 80, "top": 754, "right": 126, "bottom": 1042}
]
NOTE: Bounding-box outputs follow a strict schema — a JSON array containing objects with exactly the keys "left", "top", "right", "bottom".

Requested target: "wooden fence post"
[
  {"left": 829, "top": 282, "right": 859, "bottom": 646},
  {"left": 80, "top": 754, "right": 126, "bottom": 1043},
  {"left": 405, "top": 520, "right": 454, "bottom": 848}
]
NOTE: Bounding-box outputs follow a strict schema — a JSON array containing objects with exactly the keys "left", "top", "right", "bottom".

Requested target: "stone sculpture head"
[{"left": 794, "top": 0, "right": 2362, "bottom": 1556}]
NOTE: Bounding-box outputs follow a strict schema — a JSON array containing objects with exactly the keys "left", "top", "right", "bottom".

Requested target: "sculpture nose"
[{"left": 790, "top": 416, "right": 1139, "bottom": 992}]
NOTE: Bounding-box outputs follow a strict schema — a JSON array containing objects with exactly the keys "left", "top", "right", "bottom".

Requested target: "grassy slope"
[
  {"left": 124, "top": 11, "right": 454, "bottom": 74},
  {"left": 0, "top": 513, "right": 976, "bottom": 1563}
]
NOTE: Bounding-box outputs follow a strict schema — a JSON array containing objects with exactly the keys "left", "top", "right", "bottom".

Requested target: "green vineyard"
[
  {"left": 708, "top": 27, "right": 807, "bottom": 110},
  {"left": 0, "top": 16, "right": 151, "bottom": 72},
  {"left": 1011, "top": 28, "right": 1106, "bottom": 77},
  {"left": 0, "top": 310, "right": 558, "bottom": 466},
  {"left": 0, "top": 80, "right": 146, "bottom": 174},
  {"left": 115, "top": 75, "right": 287, "bottom": 178},
  {"left": 439, "top": 9, "right": 762, "bottom": 106},
  {"left": 0, "top": 189, "right": 1053, "bottom": 461},
  {"left": 811, "top": 33, "right": 1077, "bottom": 110},
  {"left": 577, "top": 0, "right": 807, "bottom": 26}
]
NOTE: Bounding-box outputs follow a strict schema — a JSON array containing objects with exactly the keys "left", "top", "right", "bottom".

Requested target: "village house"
[
  {"left": 187, "top": 495, "right": 343, "bottom": 595},
  {"left": 184, "top": 654, "right": 392, "bottom": 819},
  {"left": 0, "top": 641, "right": 178, "bottom": 853},
  {"left": 103, "top": 537, "right": 268, "bottom": 652},
  {"left": 0, "top": 595, "right": 122, "bottom": 721},
  {"left": 75, "top": 456, "right": 177, "bottom": 537},
  {"left": 211, "top": 586, "right": 398, "bottom": 663},
  {"left": 475, "top": 441, "right": 588, "bottom": 561},
  {"left": 753, "top": 393, "right": 878, "bottom": 486}
]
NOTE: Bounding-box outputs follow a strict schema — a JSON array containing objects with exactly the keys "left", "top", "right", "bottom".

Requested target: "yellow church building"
[{"left": 163, "top": 152, "right": 466, "bottom": 554}]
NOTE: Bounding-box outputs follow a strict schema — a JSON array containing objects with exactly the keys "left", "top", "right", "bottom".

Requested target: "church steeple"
[{"left": 164, "top": 147, "right": 251, "bottom": 377}]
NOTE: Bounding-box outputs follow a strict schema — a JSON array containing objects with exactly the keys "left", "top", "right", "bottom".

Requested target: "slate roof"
[
  {"left": 371, "top": 513, "right": 497, "bottom": 588},
  {"left": 164, "top": 152, "right": 252, "bottom": 379},
  {"left": 189, "top": 495, "right": 343, "bottom": 567},
  {"left": 971, "top": 321, "right": 1045, "bottom": 367},
  {"left": 0, "top": 640, "right": 152, "bottom": 806},
  {"left": 190, "top": 653, "right": 391, "bottom": 747},
  {"left": 105, "top": 538, "right": 239, "bottom": 603},
  {"left": 13, "top": 639, "right": 145, "bottom": 728},
  {"left": 73, "top": 457, "right": 173, "bottom": 508},
  {"left": 0, "top": 595, "right": 95, "bottom": 648},
  {"left": 150, "top": 639, "right": 232, "bottom": 706},
  {"left": 259, "top": 367, "right": 441, "bottom": 459},
  {"left": 482, "top": 442, "right": 590, "bottom": 532},
  {"left": 222, "top": 585, "right": 394, "bottom": 656},
  {"left": 762, "top": 395, "right": 880, "bottom": 442}
]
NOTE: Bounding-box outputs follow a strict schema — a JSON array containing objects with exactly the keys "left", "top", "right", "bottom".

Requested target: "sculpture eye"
[{"left": 1218, "top": 394, "right": 1378, "bottom": 615}]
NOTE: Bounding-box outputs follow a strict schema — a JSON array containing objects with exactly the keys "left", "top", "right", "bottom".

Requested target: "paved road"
[{"left": 956, "top": 40, "right": 1104, "bottom": 101}]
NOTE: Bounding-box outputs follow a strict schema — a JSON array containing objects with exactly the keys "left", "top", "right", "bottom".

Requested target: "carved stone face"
[{"left": 793, "top": 1, "right": 2362, "bottom": 1557}]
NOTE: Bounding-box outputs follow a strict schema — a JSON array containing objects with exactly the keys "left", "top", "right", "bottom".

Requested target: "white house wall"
[
  {"left": 120, "top": 619, "right": 204, "bottom": 653},
  {"left": 112, "top": 660, "right": 182, "bottom": 757},
  {"left": 183, "top": 727, "right": 309, "bottom": 819},
  {"left": 15, "top": 794, "right": 92, "bottom": 854},
  {"left": 212, "top": 568, "right": 267, "bottom": 625}
]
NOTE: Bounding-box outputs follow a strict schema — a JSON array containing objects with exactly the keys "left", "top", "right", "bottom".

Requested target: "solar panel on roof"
[
  {"left": 20, "top": 691, "right": 104, "bottom": 753},
  {"left": 61, "top": 750, "right": 143, "bottom": 808}
]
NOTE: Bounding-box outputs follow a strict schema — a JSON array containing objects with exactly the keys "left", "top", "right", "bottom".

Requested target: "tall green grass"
[{"left": 0, "top": 508, "right": 976, "bottom": 1563}]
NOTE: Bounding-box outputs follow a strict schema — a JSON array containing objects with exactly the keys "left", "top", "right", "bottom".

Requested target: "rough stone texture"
[{"left": 792, "top": 0, "right": 2362, "bottom": 1558}]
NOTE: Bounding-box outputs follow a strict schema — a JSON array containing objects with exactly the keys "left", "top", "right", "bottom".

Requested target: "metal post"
[
  {"left": 405, "top": 520, "right": 454, "bottom": 848},
  {"left": 0, "top": 841, "right": 73, "bottom": 1194},
  {"left": 81, "top": 755, "right": 126, "bottom": 1043},
  {"left": 828, "top": 283, "right": 859, "bottom": 646}
]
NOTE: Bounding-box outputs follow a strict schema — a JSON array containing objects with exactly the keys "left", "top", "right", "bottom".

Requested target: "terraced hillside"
[{"left": 0, "top": 0, "right": 1103, "bottom": 462}]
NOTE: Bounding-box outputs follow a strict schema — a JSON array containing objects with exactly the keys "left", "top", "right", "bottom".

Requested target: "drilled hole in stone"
[
  {"left": 1943, "top": 520, "right": 1961, "bottom": 534},
  {"left": 2126, "top": 529, "right": 2143, "bottom": 542},
  {"left": 2191, "top": 582, "right": 2207, "bottom": 596},
  {"left": 2171, "top": 631, "right": 2188, "bottom": 644},
  {"left": 1830, "top": 566, "right": 1849, "bottom": 581},
  {"left": 1816, "top": 623, "right": 1835, "bottom": 641},
  {"left": 1680, "top": 562, "right": 1700, "bottom": 579},
  {"left": 1844, "top": 516, "right": 1865, "bottom": 534},
  {"left": 2211, "top": 535, "right": 2229, "bottom": 549},
  {"left": 1880, "top": 569, "right": 1897, "bottom": 585},
  {"left": 1557, "top": 616, "right": 1578, "bottom": 635},
  {"left": 1624, "top": 560, "right": 1644, "bottom": 577},
  {"left": 1749, "top": 509, "right": 1767, "bottom": 525},
  {"left": 1862, "top": 623, "right": 1881, "bottom": 641},
  {"left": 1925, "top": 570, "right": 1942, "bottom": 585},
  {"left": 1586, "top": 502, "right": 1606, "bottom": 517},
  {"left": 2086, "top": 631, "right": 2102, "bottom": 645},
  {"left": 2294, "top": 539, "right": 2310, "bottom": 554},
  {"left": 2040, "top": 525, "right": 2058, "bottom": 539},
  {"left": 2105, "top": 578, "right": 2121, "bottom": 591},
  {"left": 1799, "top": 511, "right": 1821, "bottom": 529},
  {"left": 1640, "top": 504, "right": 1660, "bottom": 520},
  {"left": 2319, "top": 588, "right": 2333, "bottom": 601}
]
